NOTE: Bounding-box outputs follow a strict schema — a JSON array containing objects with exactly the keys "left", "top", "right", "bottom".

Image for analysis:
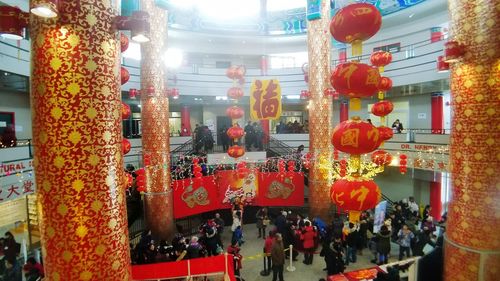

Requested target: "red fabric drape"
[
  {"left": 181, "top": 106, "right": 191, "bottom": 136},
  {"left": 429, "top": 181, "right": 442, "bottom": 221},
  {"left": 340, "top": 101, "right": 349, "bottom": 122},
  {"left": 431, "top": 94, "right": 444, "bottom": 134}
]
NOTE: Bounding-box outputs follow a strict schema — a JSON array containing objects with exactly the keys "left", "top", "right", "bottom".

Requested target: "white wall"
[{"left": 0, "top": 90, "right": 32, "bottom": 139}]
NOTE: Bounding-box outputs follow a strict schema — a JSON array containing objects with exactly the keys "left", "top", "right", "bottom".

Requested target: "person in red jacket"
[
  {"left": 264, "top": 231, "right": 275, "bottom": 274},
  {"left": 301, "top": 221, "right": 317, "bottom": 265}
]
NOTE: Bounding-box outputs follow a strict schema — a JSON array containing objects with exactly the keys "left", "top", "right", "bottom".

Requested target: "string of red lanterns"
[{"left": 225, "top": 65, "right": 246, "bottom": 159}]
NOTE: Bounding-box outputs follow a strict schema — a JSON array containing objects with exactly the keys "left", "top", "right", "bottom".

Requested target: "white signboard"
[
  {"left": 0, "top": 159, "right": 34, "bottom": 177},
  {"left": 0, "top": 173, "right": 36, "bottom": 203}
]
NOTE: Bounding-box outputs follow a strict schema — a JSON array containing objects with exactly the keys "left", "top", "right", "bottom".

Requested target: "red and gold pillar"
[
  {"left": 307, "top": 0, "right": 333, "bottom": 221},
  {"left": 140, "top": 0, "right": 175, "bottom": 240},
  {"left": 445, "top": 1, "right": 500, "bottom": 280},
  {"left": 30, "top": 1, "right": 130, "bottom": 279}
]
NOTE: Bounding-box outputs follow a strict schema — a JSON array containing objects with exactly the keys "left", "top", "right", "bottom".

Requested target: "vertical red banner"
[
  {"left": 340, "top": 101, "right": 349, "bottom": 122},
  {"left": 431, "top": 93, "right": 444, "bottom": 134},
  {"left": 180, "top": 106, "right": 192, "bottom": 136},
  {"left": 429, "top": 181, "right": 442, "bottom": 221}
]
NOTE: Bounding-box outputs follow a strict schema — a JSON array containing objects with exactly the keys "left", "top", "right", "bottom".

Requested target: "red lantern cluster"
[
  {"left": 371, "top": 150, "right": 392, "bottom": 166},
  {"left": 378, "top": 77, "right": 392, "bottom": 92},
  {"left": 339, "top": 159, "right": 347, "bottom": 177},
  {"left": 330, "top": 62, "right": 381, "bottom": 110},
  {"left": 330, "top": 3, "right": 382, "bottom": 56},
  {"left": 136, "top": 168, "right": 146, "bottom": 192},
  {"left": 332, "top": 117, "right": 382, "bottom": 155},
  {"left": 122, "top": 101, "right": 131, "bottom": 119},
  {"left": 399, "top": 154, "right": 407, "bottom": 174},
  {"left": 330, "top": 177, "right": 381, "bottom": 211},
  {"left": 226, "top": 106, "right": 244, "bottom": 120}
]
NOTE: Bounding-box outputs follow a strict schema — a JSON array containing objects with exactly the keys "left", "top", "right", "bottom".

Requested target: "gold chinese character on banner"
[
  {"left": 250, "top": 79, "right": 282, "bottom": 120},
  {"left": 341, "top": 129, "right": 360, "bottom": 147}
]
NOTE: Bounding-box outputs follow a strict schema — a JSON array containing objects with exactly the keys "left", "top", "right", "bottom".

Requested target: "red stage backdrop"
[
  {"left": 172, "top": 176, "right": 221, "bottom": 219},
  {"left": 256, "top": 172, "right": 305, "bottom": 207}
]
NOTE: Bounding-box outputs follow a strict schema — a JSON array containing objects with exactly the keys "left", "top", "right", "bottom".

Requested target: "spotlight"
[
  {"left": 116, "top": 11, "right": 151, "bottom": 43},
  {"left": 0, "top": 6, "right": 29, "bottom": 40},
  {"left": 30, "top": 0, "right": 58, "bottom": 18}
]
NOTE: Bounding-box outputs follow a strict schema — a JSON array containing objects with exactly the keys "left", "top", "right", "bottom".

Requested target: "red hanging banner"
[
  {"left": 172, "top": 176, "right": 220, "bottom": 219},
  {"left": 256, "top": 172, "right": 305, "bottom": 207},
  {"left": 215, "top": 170, "right": 259, "bottom": 208}
]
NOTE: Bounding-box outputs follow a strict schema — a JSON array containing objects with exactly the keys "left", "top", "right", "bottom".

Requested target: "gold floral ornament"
[
  {"left": 181, "top": 184, "right": 210, "bottom": 208},
  {"left": 266, "top": 178, "right": 296, "bottom": 199}
]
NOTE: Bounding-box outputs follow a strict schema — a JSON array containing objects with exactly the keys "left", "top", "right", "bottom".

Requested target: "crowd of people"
[
  {"left": 275, "top": 120, "right": 309, "bottom": 134},
  {"left": 0, "top": 232, "right": 44, "bottom": 281}
]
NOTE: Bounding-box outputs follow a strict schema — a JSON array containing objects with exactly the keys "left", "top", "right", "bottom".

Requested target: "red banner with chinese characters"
[
  {"left": 328, "top": 266, "right": 383, "bottom": 281},
  {"left": 250, "top": 79, "right": 282, "bottom": 120},
  {"left": 172, "top": 176, "right": 221, "bottom": 219},
  {"left": 256, "top": 172, "right": 304, "bottom": 207}
]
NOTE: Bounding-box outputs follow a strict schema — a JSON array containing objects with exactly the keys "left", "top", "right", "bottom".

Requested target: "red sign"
[
  {"left": 172, "top": 176, "right": 221, "bottom": 219},
  {"left": 256, "top": 172, "right": 304, "bottom": 207}
]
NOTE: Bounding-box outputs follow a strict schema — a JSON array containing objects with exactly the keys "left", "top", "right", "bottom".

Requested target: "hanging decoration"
[
  {"left": 225, "top": 65, "right": 246, "bottom": 159},
  {"left": 330, "top": 61, "right": 381, "bottom": 110},
  {"left": 249, "top": 79, "right": 282, "bottom": 120},
  {"left": 329, "top": 3, "right": 382, "bottom": 56},
  {"left": 129, "top": 88, "right": 138, "bottom": 99},
  {"left": 330, "top": 177, "right": 381, "bottom": 212},
  {"left": 120, "top": 32, "right": 129, "bottom": 52},
  {"left": 370, "top": 51, "right": 392, "bottom": 73},
  {"left": 371, "top": 150, "right": 393, "bottom": 167},
  {"left": 399, "top": 154, "right": 408, "bottom": 174},
  {"left": 122, "top": 138, "right": 131, "bottom": 155},
  {"left": 122, "top": 101, "right": 131, "bottom": 119},
  {"left": 120, "top": 66, "right": 130, "bottom": 85}
]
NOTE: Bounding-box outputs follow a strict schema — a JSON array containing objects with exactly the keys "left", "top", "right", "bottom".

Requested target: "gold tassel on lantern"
[
  {"left": 350, "top": 98, "right": 362, "bottom": 111},
  {"left": 351, "top": 39, "right": 362, "bottom": 56},
  {"left": 349, "top": 210, "right": 361, "bottom": 223},
  {"left": 378, "top": 91, "right": 384, "bottom": 100}
]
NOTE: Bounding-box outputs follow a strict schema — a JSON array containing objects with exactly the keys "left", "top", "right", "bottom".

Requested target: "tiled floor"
[{"left": 221, "top": 224, "right": 405, "bottom": 281}]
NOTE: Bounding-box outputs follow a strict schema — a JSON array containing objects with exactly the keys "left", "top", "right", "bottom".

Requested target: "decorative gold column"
[
  {"left": 30, "top": 1, "right": 131, "bottom": 279},
  {"left": 444, "top": 1, "right": 500, "bottom": 280},
  {"left": 307, "top": 0, "right": 333, "bottom": 221},
  {"left": 140, "top": 0, "right": 175, "bottom": 240}
]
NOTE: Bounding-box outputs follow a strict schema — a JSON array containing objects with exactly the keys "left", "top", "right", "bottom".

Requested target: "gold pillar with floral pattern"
[
  {"left": 140, "top": 0, "right": 175, "bottom": 240},
  {"left": 30, "top": 1, "right": 131, "bottom": 279},
  {"left": 307, "top": 0, "right": 333, "bottom": 221},
  {"left": 444, "top": 1, "right": 500, "bottom": 280}
]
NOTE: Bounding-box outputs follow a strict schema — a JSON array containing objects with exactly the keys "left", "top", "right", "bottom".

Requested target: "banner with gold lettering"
[
  {"left": 172, "top": 176, "right": 220, "bottom": 219},
  {"left": 250, "top": 79, "right": 282, "bottom": 120},
  {"left": 256, "top": 172, "right": 304, "bottom": 206}
]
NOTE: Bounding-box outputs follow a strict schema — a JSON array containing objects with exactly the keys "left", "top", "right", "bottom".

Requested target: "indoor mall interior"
[{"left": 0, "top": 0, "right": 498, "bottom": 280}]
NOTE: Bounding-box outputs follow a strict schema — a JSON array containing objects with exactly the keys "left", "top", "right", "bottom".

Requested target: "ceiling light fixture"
[
  {"left": 116, "top": 11, "right": 151, "bottom": 43},
  {"left": 0, "top": 6, "right": 29, "bottom": 40},
  {"left": 30, "top": 0, "right": 59, "bottom": 18}
]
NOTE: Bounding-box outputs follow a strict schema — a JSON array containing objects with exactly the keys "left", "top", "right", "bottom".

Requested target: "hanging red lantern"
[
  {"left": 330, "top": 62, "right": 381, "bottom": 110},
  {"left": 168, "top": 88, "right": 180, "bottom": 99},
  {"left": 330, "top": 177, "right": 381, "bottom": 211},
  {"left": 331, "top": 117, "right": 381, "bottom": 155},
  {"left": 371, "top": 100, "right": 394, "bottom": 117},
  {"left": 437, "top": 55, "right": 450, "bottom": 72},
  {"left": 329, "top": 3, "right": 382, "bottom": 56},
  {"left": 226, "top": 66, "right": 239, "bottom": 80},
  {"left": 121, "top": 66, "right": 130, "bottom": 85},
  {"left": 370, "top": 51, "right": 392, "bottom": 72},
  {"left": 120, "top": 33, "right": 129, "bottom": 52},
  {"left": 136, "top": 173, "right": 146, "bottom": 192},
  {"left": 236, "top": 66, "right": 246, "bottom": 80},
  {"left": 371, "top": 150, "right": 393, "bottom": 166},
  {"left": 227, "top": 126, "right": 244, "bottom": 139},
  {"left": 399, "top": 154, "right": 408, "bottom": 174},
  {"left": 339, "top": 159, "right": 348, "bottom": 177},
  {"left": 333, "top": 149, "right": 339, "bottom": 160},
  {"left": 226, "top": 106, "right": 244, "bottom": 119},
  {"left": 125, "top": 173, "right": 133, "bottom": 189},
  {"left": 122, "top": 101, "right": 131, "bottom": 119},
  {"left": 227, "top": 145, "right": 245, "bottom": 158},
  {"left": 129, "top": 88, "right": 138, "bottom": 99},
  {"left": 378, "top": 77, "right": 393, "bottom": 92},
  {"left": 122, "top": 138, "right": 131, "bottom": 155},
  {"left": 444, "top": 40, "right": 465, "bottom": 63},
  {"left": 227, "top": 87, "right": 244, "bottom": 100},
  {"left": 378, "top": 126, "right": 394, "bottom": 141}
]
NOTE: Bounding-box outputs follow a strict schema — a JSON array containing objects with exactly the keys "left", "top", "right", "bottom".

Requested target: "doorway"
[{"left": 216, "top": 116, "right": 232, "bottom": 145}]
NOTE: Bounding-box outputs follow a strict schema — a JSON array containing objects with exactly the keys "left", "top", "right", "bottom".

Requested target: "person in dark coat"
[
  {"left": 357, "top": 216, "right": 369, "bottom": 255},
  {"left": 417, "top": 236, "right": 443, "bottom": 281},
  {"left": 275, "top": 211, "right": 288, "bottom": 236},
  {"left": 256, "top": 207, "right": 269, "bottom": 238},
  {"left": 320, "top": 237, "right": 345, "bottom": 276},
  {"left": 376, "top": 225, "right": 392, "bottom": 265},
  {"left": 271, "top": 233, "right": 285, "bottom": 281},
  {"left": 345, "top": 223, "right": 359, "bottom": 265},
  {"left": 3, "top": 232, "right": 18, "bottom": 262},
  {"left": 331, "top": 214, "right": 344, "bottom": 239},
  {"left": 186, "top": 236, "right": 203, "bottom": 259},
  {"left": 205, "top": 227, "right": 220, "bottom": 256},
  {"left": 244, "top": 121, "right": 255, "bottom": 150},
  {"left": 3, "top": 257, "right": 22, "bottom": 281}
]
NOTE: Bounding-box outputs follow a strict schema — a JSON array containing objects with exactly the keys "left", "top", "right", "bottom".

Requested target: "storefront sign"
[
  {"left": 0, "top": 173, "right": 36, "bottom": 203},
  {"left": 250, "top": 79, "right": 282, "bottom": 120},
  {"left": 382, "top": 142, "right": 449, "bottom": 153},
  {"left": 0, "top": 159, "right": 34, "bottom": 177}
]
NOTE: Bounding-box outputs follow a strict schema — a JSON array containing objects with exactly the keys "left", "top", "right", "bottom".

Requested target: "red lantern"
[
  {"left": 371, "top": 150, "right": 392, "bottom": 166},
  {"left": 129, "top": 88, "right": 138, "bottom": 99},
  {"left": 371, "top": 100, "right": 394, "bottom": 117},
  {"left": 378, "top": 126, "right": 394, "bottom": 141},
  {"left": 330, "top": 177, "right": 381, "bottom": 211},
  {"left": 370, "top": 51, "right": 392, "bottom": 72},
  {"left": 226, "top": 65, "right": 245, "bottom": 80},
  {"left": 226, "top": 106, "right": 244, "bottom": 119},
  {"left": 300, "top": 90, "right": 311, "bottom": 100},
  {"left": 329, "top": 3, "right": 382, "bottom": 56},
  {"left": 136, "top": 174, "right": 146, "bottom": 192},
  {"left": 121, "top": 66, "right": 130, "bottom": 85},
  {"left": 330, "top": 62, "right": 381, "bottom": 110},
  {"left": 168, "top": 88, "right": 179, "bottom": 99},
  {"left": 437, "top": 55, "right": 450, "bottom": 73},
  {"left": 378, "top": 77, "right": 392, "bottom": 92},
  {"left": 444, "top": 41, "right": 465, "bottom": 63},
  {"left": 227, "top": 145, "right": 245, "bottom": 158},
  {"left": 399, "top": 154, "right": 408, "bottom": 174},
  {"left": 331, "top": 117, "right": 381, "bottom": 154},
  {"left": 120, "top": 33, "right": 129, "bottom": 52},
  {"left": 236, "top": 66, "right": 246, "bottom": 80},
  {"left": 122, "top": 138, "right": 131, "bottom": 155},
  {"left": 339, "top": 159, "right": 348, "bottom": 177},
  {"left": 135, "top": 168, "right": 145, "bottom": 176},
  {"left": 227, "top": 87, "right": 244, "bottom": 100},
  {"left": 227, "top": 126, "right": 244, "bottom": 139},
  {"left": 122, "top": 101, "right": 131, "bottom": 119}
]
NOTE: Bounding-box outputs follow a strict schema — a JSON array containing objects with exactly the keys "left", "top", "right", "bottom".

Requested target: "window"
[{"left": 269, "top": 52, "right": 308, "bottom": 69}]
